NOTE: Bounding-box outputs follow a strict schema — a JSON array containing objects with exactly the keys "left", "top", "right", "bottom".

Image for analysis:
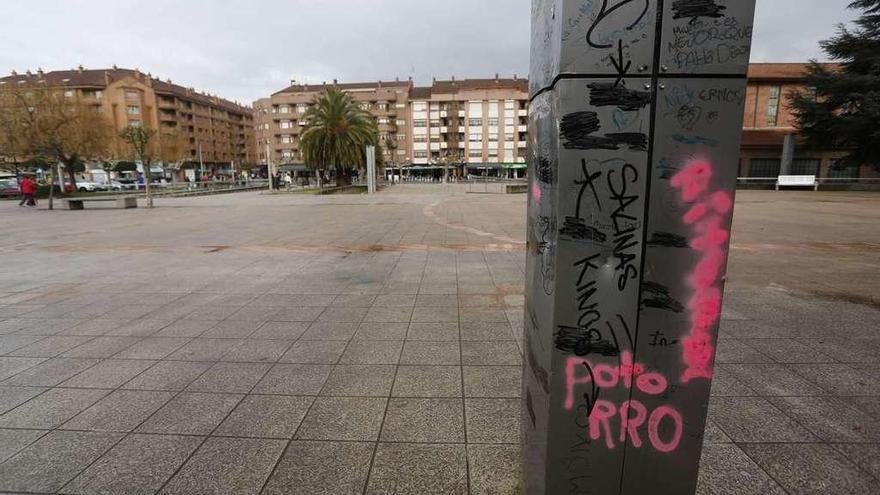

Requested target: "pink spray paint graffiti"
[
  {"left": 564, "top": 354, "right": 683, "bottom": 453},
  {"left": 670, "top": 160, "right": 733, "bottom": 384}
]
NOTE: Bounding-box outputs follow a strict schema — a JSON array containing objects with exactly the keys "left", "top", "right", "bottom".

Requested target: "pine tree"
[{"left": 791, "top": 0, "right": 880, "bottom": 171}]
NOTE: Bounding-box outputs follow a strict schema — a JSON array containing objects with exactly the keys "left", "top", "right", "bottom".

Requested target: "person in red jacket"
[{"left": 18, "top": 175, "right": 36, "bottom": 207}]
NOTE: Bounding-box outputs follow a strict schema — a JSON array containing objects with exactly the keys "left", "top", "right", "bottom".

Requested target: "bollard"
[{"left": 522, "top": 1, "right": 757, "bottom": 493}]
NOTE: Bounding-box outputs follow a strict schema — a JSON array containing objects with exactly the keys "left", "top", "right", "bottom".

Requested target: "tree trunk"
[
  {"left": 65, "top": 163, "right": 78, "bottom": 190},
  {"left": 335, "top": 165, "right": 350, "bottom": 186}
]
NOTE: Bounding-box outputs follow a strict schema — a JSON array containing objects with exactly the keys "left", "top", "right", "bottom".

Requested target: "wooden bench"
[
  {"left": 63, "top": 196, "right": 138, "bottom": 210},
  {"left": 776, "top": 175, "right": 818, "bottom": 191}
]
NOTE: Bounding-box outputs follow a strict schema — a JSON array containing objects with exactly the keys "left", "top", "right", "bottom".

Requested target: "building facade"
[
  {"left": 740, "top": 63, "right": 876, "bottom": 181},
  {"left": 254, "top": 75, "right": 530, "bottom": 177},
  {"left": 408, "top": 76, "right": 529, "bottom": 177},
  {"left": 254, "top": 64, "right": 873, "bottom": 182},
  {"left": 0, "top": 66, "right": 255, "bottom": 179},
  {"left": 253, "top": 80, "right": 412, "bottom": 169}
]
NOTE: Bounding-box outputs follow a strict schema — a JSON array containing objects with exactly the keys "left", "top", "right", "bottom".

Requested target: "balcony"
[
  {"left": 440, "top": 111, "right": 448, "bottom": 118},
  {"left": 518, "top": 109, "right": 528, "bottom": 117},
  {"left": 518, "top": 125, "right": 528, "bottom": 132},
  {"left": 458, "top": 111, "right": 466, "bottom": 118},
  {"left": 439, "top": 126, "right": 448, "bottom": 133},
  {"left": 517, "top": 142, "right": 528, "bottom": 148}
]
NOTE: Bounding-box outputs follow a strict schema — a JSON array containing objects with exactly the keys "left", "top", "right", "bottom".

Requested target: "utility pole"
[
  {"left": 366, "top": 145, "right": 376, "bottom": 194},
  {"left": 265, "top": 143, "right": 274, "bottom": 192},
  {"left": 198, "top": 141, "right": 205, "bottom": 180},
  {"left": 522, "top": 2, "right": 757, "bottom": 494}
]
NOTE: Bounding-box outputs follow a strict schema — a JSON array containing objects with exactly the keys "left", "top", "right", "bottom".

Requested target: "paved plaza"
[{"left": 0, "top": 186, "right": 878, "bottom": 494}]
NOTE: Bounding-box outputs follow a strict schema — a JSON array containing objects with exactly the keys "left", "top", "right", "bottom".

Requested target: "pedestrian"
[{"left": 18, "top": 175, "right": 36, "bottom": 207}]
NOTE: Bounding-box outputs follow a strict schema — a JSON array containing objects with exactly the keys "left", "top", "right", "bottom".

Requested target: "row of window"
[{"left": 747, "top": 158, "right": 860, "bottom": 179}]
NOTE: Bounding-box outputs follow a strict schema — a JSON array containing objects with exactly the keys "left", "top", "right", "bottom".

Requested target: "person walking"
[{"left": 18, "top": 175, "right": 36, "bottom": 208}]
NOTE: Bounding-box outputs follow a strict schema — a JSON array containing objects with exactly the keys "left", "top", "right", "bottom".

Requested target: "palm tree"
[{"left": 300, "top": 87, "right": 379, "bottom": 185}]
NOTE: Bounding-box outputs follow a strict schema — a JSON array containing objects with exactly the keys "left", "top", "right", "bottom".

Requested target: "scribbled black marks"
[
  {"left": 535, "top": 156, "right": 555, "bottom": 185},
  {"left": 560, "top": 112, "right": 647, "bottom": 151},
  {"left": 526, "top": 388, "right": 537, "bottom": 427},
  {"left": 580, "top": 362, "right": 601, "bottom": 418},
  {"left": 641, "top": 281, "right": 685, "bottom": 313},
  {"left": 561, "top": 112, "right": 601, "bottom": 139},
  {"left": 586, "top": 0, "right": 651, "bottom": 49},
  {"left": 648, "top": 231, "right": 689, "bottom": 248},
  {"left": 609, "top": 40, "right": 633, "bottom": 87},
  {"left": 605, "top": 132, "right": 648, "bottom": 151},
  {"left": 537, "top": 216, "right": 556, "bottom": 295},
  {"left": 677, "top": 104, "right": 703, "bottom": 131},
  {"left": 526, "top": 343, "right": 550, "bottom": 394},
  {"left": 561, "top": 160, "right": 607, "bottom": 241},
  {"left": 588, "top": 82, "right": 651, "bottom": 112},
  {"left": 555, "top": 325, "right": 620, "bottom": 357},
  {"left": 672, "top": 0, "right": 727, "bottom": 23},
  {"left": 560, "top": 219, "right": 608, "bottom": 242}
]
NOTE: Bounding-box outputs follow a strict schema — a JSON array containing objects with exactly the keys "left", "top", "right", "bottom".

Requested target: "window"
[
  {"left": 505, "top": 133, "right": 515, "bottom": 141},
  {"left": 129, "top": 120, "right": 142, "bottom": 127},
  {"left": 395, "top": 103, "right": 406, "bottom": 109},
  {"left": 791, "top": 159, "right": 820, "bottom": 176},
  {"left": 279, "top": 105, "right": 290, "bottom": 113},
  {"left": 429, "top": 119, "right": 441, "bottom": 127},
  {"left": 488, "top": 149, "right": 499, "bottom": 157},
  {"left": 280, "top": 135, "right": 294, "bottom": 144},
  {"left": 469, "top": 133, "right": 482, "bottom": 142},
  {"left": 413, "top": 120, "right": 427, "bottom": 127},
  {"left": 469, "top": 118, "right": 482, "bottom": 127},
  {"left": 377, "top": 103, "right": 388, "bottom": 111},
  {"left": 504, "top": 100, "right": 515, "bottom": 110},
  {"left": 396, "top": 134, "right": 406, "bottom": 141},
  {"left": 360, "top": 103, "right": 371, "bottom": 110},
  {"left": 413, "top": 135, "right": 428, "bottom": 143},
  {"left": 397, "top": 150, "right": 406, "bottom": 155},
  {"left": 827, "top": 159, "right": 860, "bottom": 181},
  {"left": 414, "top": 151, "right": 428, "bottom": 158},
  {"left": 127, "top": 105, "right": 140, "bottom": 115},
  {"left": 63, "top": 90, "right": 74, "bottom": 98},
  {"left": 504, "top": 117, "right": 514, "bottom": 126},
  {"left": 748, "top": 159, "right": 781, "bottom": 178},
  {"left": 378, "top": 117, "right": 389, "bottom": 125},
  {"left": 766, "top": 86, "right": 781, "bottom": 126},
  {"left": 468, "top": 150, "right": 482, "bottom": 158},
  {"left": 488, "top": 134, "right": 499, "bottom": 142},
  {"left": 488, "top": 118, "right": 499, "bottom": 126},
  {"left": 296, "top": 104, "right": 308, "bottom": 113},
  {"left": 280, "top": 120, "right": 293, "bottom": 129},
  {"left": 125, "top": 91, "right": 139, "bottom": 100},
  {"left": 413, "top": 102, "right": 428, "bottom": 112},
  {"left": 396, "top": 119, "right": 406, "bottom": 126}
]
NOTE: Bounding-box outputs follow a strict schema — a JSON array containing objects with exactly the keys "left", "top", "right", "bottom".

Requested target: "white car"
[{"left": 74, "top": 181, "right": 103, "bottom": 192}]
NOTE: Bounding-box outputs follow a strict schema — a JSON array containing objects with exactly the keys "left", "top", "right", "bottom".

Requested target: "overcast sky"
[{"left": 0, "top": 0, "right": 859, "bottom": 104}]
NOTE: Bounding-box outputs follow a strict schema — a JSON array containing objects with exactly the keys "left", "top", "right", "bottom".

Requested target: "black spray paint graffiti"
[
  {"left": 586, "top": 0, "right": 651, "bottom": 49},
  {"left": 588, "top": 82, "right": 652, "bottom": 112},
  {"left": 560, "top": 112, "right": 648, "bottom": 151},
  {"left": 647, "top": 231, "right": 689, "bottom": 248},
  {"left": 671, "top": 0, "right": 727, "bottom": 23},
  {"left": 560, "top": 159, "right": 607, "bottom": 242},
  {"left": 608, "top": 163, "right": 641, "bottom": 291},
  {"left": 641, "top": 281, "right": 685, "bottom": 312},
  {"left": 537, "top": 216, "right": 557, "bottom": 295},
  {"left": 535, "top": 156, "right": 555, "bottom": 185}
]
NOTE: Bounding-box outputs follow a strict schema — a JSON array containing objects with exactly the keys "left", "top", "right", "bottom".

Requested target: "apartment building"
[
  {"left": 740, "top": 63, "right": 876, "bottom": 180},
  {"left": 253, "top": 80, "right": 412, "bottom": 168},
  {"left": 253, "top": 75, "right": 530, "bottom": 177},
  {"left": 408, "top": 76, "right": 529, "bottom": 177},
  {"left": 0, "top": 66, "right": 255, "bottom": 179}
]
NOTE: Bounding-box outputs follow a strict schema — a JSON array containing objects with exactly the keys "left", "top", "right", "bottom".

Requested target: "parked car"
[
  {"left": 0, "top": 178, "right": 19, "bottom": 198},
  {"left": 74, "top": 181, "right": 102, "bottom": 192},
  {"left": 110, "top": 179, "right": 137, "bottom": 191}
]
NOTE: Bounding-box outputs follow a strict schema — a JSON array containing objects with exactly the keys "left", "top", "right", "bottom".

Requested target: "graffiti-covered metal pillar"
[{"left": 522, "top": 1, "right": 757, "bottom": 494}]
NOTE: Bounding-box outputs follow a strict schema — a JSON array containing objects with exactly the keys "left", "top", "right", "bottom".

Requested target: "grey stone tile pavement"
[{"left": 0, "top": 189, "right": 877, "bottom": 493}]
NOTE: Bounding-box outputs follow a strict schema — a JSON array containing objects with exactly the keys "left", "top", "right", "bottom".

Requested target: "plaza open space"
[{"left": 0, "top": 186, "right": 878, "bottom": 494}]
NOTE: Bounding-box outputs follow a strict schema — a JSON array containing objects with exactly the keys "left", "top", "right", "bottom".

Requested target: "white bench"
[
  {"left": 63, "top": 196, "right": 138, "bottom": 210},
  {"left": 776, "top": 175, "right": 818, "bottom": 191}
]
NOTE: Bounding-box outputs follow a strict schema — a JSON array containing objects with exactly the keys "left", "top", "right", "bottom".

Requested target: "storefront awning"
[{"left": 466, "top": 162, "right": 527, "bottom": 170}]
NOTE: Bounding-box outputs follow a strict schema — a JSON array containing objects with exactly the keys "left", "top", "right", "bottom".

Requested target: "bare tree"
[
  {"left": 120, "top": 125, "right": 158, "bottom": 208},
  {"left": 0, "top": 82, "right": 112, "bottom": 208}
]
